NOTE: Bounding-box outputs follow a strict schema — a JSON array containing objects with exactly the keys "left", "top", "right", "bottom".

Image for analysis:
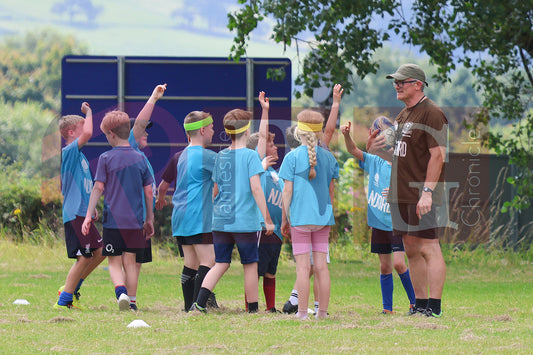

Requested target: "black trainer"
[
  {"left": 282, "top": 300, "right": 298, "bottom": 314},
  {"left": 206, "top": 292, "right": 219, "bottom": 309},
  {"left": 189, "top": 302, "right": 207, "bottom": 314}
]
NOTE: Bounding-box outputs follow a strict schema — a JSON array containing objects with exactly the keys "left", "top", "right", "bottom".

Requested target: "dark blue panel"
[{"left": 61, "top": 56, "right": 117, "bottom": 97}]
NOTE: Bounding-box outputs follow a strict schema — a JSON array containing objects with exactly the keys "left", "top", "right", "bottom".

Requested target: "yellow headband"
[
  {"left": 298, "top": 121, "right": 323, "bottom": 132},
  {"left": 183, "top": 116, "right": 213, "bottom": 131},
  {"left": 225, "top": 121, "right": 251, "bottom": 135}
]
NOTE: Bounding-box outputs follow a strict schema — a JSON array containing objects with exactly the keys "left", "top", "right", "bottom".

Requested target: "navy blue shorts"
[
  {"left": 212, "top": 231, "right": 259, "bottom": 264},
  {"left": 258, "top": 231, "right": 282, "bottom": 276},
  {"left": 102, "top": 228, "right": 144, "bottom": 256},
  {"left": 370, "top": 228, "right": 405, "bottom": 254},
  {"left": 136, "top": 238, "right": 152, "bottom": 264},
  {"left": 64, "top": 216, "right": 103, "bottom": 259}
]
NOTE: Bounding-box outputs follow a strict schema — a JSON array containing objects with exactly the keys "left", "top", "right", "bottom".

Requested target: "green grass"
[{"left": 0, "top": 239, "right": 532, "bottom": 354}]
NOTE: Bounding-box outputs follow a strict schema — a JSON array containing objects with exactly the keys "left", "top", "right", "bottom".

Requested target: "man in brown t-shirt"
[{"left": 369, "top": 64, "right": 447, "bottom": 318}]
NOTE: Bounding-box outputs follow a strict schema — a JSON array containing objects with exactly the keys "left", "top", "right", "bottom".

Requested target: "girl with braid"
[{"left": 279, "top": 109, "right": 339, "bottom": 320}]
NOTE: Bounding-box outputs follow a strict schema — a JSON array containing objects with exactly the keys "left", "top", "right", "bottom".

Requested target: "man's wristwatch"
[{"left": 422, "top": 186, "right": 433, "bottom": 193}]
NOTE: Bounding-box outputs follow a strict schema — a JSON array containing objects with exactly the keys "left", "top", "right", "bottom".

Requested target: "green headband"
[{"left": 183, "top": 116, "right": 213, "bottom": 131}]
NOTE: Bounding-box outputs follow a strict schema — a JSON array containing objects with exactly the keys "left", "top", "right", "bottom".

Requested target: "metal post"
[
  {"left": 246, "top": 58, "right": 254, "bottom": 121},
  {"left": 117, "top": 56, "right": 125, "bottom": 111}
]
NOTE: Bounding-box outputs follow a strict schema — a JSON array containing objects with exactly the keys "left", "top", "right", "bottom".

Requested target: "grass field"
[{"left": 0, "top": 239, "right": 532, "bottom": 354}]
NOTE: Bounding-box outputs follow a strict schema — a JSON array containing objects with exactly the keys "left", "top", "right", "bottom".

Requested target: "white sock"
[
  {"left": 129, "top": 295, "right": 136, "bottom": 304},
  {"left": 314, "top": 301, "right": 319, "bottom": 313},
  {"left": 289, "top": 290, "right": 298, "bottom": 305}
]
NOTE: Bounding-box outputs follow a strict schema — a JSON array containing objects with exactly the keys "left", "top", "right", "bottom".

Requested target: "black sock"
[
  {"left": 248, "top": 302, "right": 258, "bottom": 313},
  {"left": 415, "top": 298, "right": 428, "bottom": 310},
  {"left": 181, "top": 266, "right": 197, "bottom": 311},
  {"left": 427, "top": 298, "right": 441, "bottom": 315},
  {"left": 194, "top": 265, "right": 211, "bottom": 303},
  {"left": 196, "top": 287, "right": 212, "bottom": 309}
]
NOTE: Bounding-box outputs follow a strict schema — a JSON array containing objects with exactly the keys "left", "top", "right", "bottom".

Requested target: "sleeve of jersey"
[
  {"left": 425, "top": 109, "right": 448, "bottom": 149},
  {"left": 94, "top": 155, "right": 107, "bottom": 184},
  {"left": 278, "top": 152, "right": 294, "bottom": 182},
  {"left": 248, "top": 150, "right": 265, "bottom": 178},
  {"left": 161, "top": 151, "right": 181, "bottom": 183},
  {"left": 142, "top": 161, "right": 154, "bottom": 187}
]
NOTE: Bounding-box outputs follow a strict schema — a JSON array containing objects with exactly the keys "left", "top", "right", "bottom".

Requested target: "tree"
[
  {"left": 0, "top": 29, "right": 88, "bottom": 112},
  {"left": 228, "top": 0, "right": 533, "bottom": 211}
]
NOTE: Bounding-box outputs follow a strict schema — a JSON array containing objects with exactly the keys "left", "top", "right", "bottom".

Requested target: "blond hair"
[
  {"left": 295, "top": 109, "right": 324, "bottom": 180},
  {"left": 100, "top": 110, "right": 130, "bottom": 139},
  {"left": 59, "top": 115, "right": 84, "bottom": 139},
  {"left": 246, "top": 131, "right": 275, "bottom": 150},
  {"left": 223, "top": 109, "right": 252, "bottom": 140}
]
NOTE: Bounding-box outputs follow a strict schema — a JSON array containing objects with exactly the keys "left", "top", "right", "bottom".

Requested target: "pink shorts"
[{"left": 290, "top": 225, "right": 330, "bottom": 256}]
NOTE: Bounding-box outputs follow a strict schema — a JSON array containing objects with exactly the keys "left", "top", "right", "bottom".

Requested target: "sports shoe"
[
  {"left": 282, "top": 300, "right": 298, "bottom": 314},
  {"left": 117, "top": 293, "right": 131, "bottom": 311},
  {"left": 206, "top": 292, "right": 219, "bottom": 309},
  {"left": 407, "top": 305, "right": 426, "bottom": 316},
  {"left": 382, "top": 309, "right": 396, "bottom": 315},
  {"left": 57, "top": 285, "right": 83, "bottom": 310},
  {"left": 130, "top": 303, "right": 138, "bottom": 311},
  {"left": 189, "top": 302, "right": 206, "bottom": 314},
  {"left": 268, "top": 307, "right": 281, "bottom": 313},
  {"left": 53, "top": 301, "right": 80, "bottom": 310},
  {"left": 424, "top": 307, "right": 442, "bottom": 318}
]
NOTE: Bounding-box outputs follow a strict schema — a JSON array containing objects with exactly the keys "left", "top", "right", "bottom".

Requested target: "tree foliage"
[
  {"left": 0, "top": 29, "right": 88, "bottom": 112},
  {"left": 228, "top": 0, "right": 533, "bottom": 211}
]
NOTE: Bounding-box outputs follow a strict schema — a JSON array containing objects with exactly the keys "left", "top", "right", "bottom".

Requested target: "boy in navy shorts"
[
  {"left": 341, "top": 120, "right": 415, "bottom": 314},
  {"left": 55, "top": 102, "right": 106, "bottom": 310},
  {"left": 246, "top": 91, "right": 284, "bottom": 312},
  {"left": 82, "top": 110, "right": 154, "bottom": 311},
  {"left": 190, "top": 107, "right": 275, "bottom": 313}
]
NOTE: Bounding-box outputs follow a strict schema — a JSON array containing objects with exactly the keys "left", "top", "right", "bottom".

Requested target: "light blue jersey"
[
  {"left": 61, "top": 139, "right": 93, "bottom": 223},
  {"left": 129, "top": 130, "right": 156, "bottom": 219},
  {"left": 212, "top": 148, "right": 264, "bottom": 233},
  {"left": 359, "top": 152, "right": 392, "bottom": 231},
  {"left": 261, "top": 167, "right": 284, "bottom": 240},
  {"left": 172, "top": 145, "right": 217, "bottom": 236},
  {"left": 279, "top": 145, "right": 339, "bottom": 227}
]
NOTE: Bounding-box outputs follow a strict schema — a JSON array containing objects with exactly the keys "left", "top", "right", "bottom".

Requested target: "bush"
[{"left": 0, "top": 156, "right": 61, "bottom": 240}]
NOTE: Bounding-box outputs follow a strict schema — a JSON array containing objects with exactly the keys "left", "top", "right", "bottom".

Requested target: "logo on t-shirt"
[{"left": 373, "top": 173, "right": 379, "bottom": 187}]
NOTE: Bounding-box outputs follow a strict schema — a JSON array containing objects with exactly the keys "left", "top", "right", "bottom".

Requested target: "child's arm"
[
  {"left": 367, "top": 129, "right": 393, "bottom": 162},
  {"left": 280, "top": 180, "right": 293, "bottom": 239},
  {"left": 78, "top": 102, "right": 93, "bottom": 148},
  {"left": 81, "top": 181, "right": 104, "bottom": 235},
  {"left": 132, "top": 83, "right": 167, "bottom": 142},
  {"left": 257, "top": 91, "right": 270, "bottom": 159},
  {"left": 250, "top": 174, "right": 275, "bottom": 235},
  {"left": 143, "top": 184, "right": 154, "bottom": 238},
  {"left": 341, "top": 121, "right": 364, "bottom": 161},
  {"left": 323, "top": 84, "right": 343, "bottom": 147},
  {"left": 155, "top": 180, "right": 170, "bottom": 210}
]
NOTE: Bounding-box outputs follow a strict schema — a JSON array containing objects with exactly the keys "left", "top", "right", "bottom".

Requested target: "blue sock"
[
  {"left": 114, "top": 285, "right": 128, "bottom": 300},
  {"left": 380, "top": 273, "right": 393, "bottom": 311},
  {"left": 75, "top": 278, "right": 84, "bottom": 294},
  {"left": 399, "top": 269, "right": 416, "bottom": 305},
  {"left": 58, "top": 291, "right": 73, "bottom": 306}
]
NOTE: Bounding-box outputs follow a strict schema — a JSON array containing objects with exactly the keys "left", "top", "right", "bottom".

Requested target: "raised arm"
[
  {"left": 78, "top": 102, "right": 93, "bottom": 148},
  {"left": 323, "top": 83, "right": 343, "bottom": 147},
  {"left": 340, "top": 121, "right": 364, "bottom": 161},
  {"left": 257, "top": 91, "right": 270, "bottom": 159},
  {"left": 132, "top": 83, "right": 167, "bottom": 141}
]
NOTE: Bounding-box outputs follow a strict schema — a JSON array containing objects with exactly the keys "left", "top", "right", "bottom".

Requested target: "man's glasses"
[{"left": 392, "top": 80, "right": 418, "bottom": 88}]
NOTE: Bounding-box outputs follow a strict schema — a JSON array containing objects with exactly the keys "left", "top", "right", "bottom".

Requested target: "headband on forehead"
[
  {"left": 183, "top": 116, "right": 213, "bottom": 131},
  {"left": 297, "top": 121, "right": 323, "bottom": 132},
  {"left": 225, "top": 121, "right": 251, "bottom": 135}
]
